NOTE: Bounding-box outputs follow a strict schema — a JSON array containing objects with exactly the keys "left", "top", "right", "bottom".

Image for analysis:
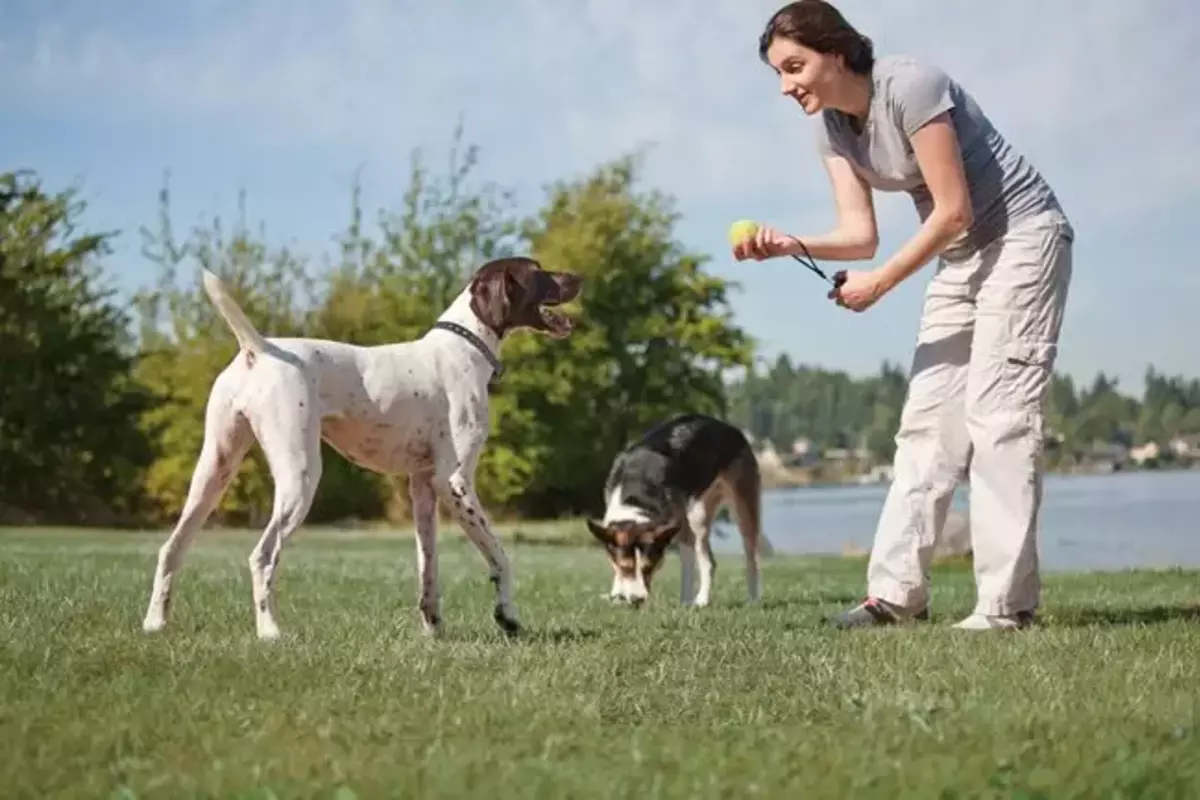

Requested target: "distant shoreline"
[{"left": 758, "top": 460, "right": 1200, "bottom": 491}]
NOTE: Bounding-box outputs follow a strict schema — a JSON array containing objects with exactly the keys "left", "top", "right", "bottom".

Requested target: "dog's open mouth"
[{"left": 539, "top": 305, "right": 575, "bottom": 337}]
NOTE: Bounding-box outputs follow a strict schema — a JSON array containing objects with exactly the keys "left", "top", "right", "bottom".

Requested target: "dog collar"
[{"left": 431, "top": 321, "right": 504, "bottom": 383}]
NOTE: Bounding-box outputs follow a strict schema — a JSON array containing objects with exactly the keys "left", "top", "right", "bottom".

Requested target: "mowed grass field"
[{"left": 2, "top": 525, "right": 1199, "bottom": 799}]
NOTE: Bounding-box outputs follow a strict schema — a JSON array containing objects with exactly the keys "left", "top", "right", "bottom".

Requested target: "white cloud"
[{"left": 4, "top": 0, "right": 1196, "bottom": 231}]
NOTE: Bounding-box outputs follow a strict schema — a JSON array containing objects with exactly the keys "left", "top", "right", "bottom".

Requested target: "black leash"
[{"left": 790, "top": 238, "right": 847, "bottom": 288}]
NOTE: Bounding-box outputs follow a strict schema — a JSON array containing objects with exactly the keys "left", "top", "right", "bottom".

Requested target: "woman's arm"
[
  {"left": 832, "top": 111, "right": 973, "bottom": 312},
  {"left": 873, "top": 111, "right": 972, "bottom": 293},
  {"left": 780, "top": 153, "right": 880, "bottom": 261},
  {"left": 736, "top": 152, "right": 878, "bottom": 262}
]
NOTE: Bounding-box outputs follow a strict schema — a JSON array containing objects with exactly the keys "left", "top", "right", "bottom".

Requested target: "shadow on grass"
[
  {"left": 754, "top": 594, "right": 861, "bottom": 611},
  {"left": 440, "top": 626, "right": 603, "bottom": 646},
  {"left": 1050, "top": 604, "right": 1200, "bottom": 628}
]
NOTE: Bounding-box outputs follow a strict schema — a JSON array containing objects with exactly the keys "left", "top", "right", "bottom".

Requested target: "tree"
[
  {"left": 499, "top": 153, "right": 754, "bottom": 517},
  {"left": 0, "top": 170, "right": 153, "bottom": 524}
]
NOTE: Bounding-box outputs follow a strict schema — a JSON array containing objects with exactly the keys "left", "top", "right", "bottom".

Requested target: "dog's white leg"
[
  {"left": 409, "top": 473, "right": 441, "bottom": 636},
  {"left": 143, "top": 388, "right": 252, "bottom": 633},
  {"left": 741, "top": 524, "right": 762, "bottom": 605},
  {"left": 608, "top": 566, "right": 623, "bottom": 602},
  {"left": 677, "top": 526, "right": 697, "bottom": 606},
  {"left": 434, "top": 471, "right": 520, "bottom": 637},
  {"left": 687, "top": 498, "right": 717, "bottom": 608},
  {"left": 245, "top": 391, "right": 323, "bottom": 641}
]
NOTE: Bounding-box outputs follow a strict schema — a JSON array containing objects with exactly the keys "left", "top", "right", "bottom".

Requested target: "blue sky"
[{"left": 2, "top": 0, "right": 1197, "bottom": 393}]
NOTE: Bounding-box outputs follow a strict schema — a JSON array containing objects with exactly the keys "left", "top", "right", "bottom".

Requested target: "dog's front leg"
[
  {"left": 434, "top": 471, "right": 520, "bottom": 637},
  {"left": 409, "top": 474, "right": 441, "bottom": 636}
]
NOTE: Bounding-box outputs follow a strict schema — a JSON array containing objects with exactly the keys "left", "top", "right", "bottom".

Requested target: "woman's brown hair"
[{"left": 758, "top": 1, "right": 875, "bottom": 75}]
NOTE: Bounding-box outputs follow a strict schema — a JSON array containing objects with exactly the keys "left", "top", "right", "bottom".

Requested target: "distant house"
[
  {"left": 1130, "top": 441, "right": 1161, "bottom": 465},
  {"left": 1169, "top": 435, "right": 1200, "bottom": 459}
]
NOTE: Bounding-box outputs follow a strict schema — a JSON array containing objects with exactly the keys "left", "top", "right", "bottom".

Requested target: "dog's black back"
[{"left": 604, "top": 413, "right": 755, "bottom": 522}]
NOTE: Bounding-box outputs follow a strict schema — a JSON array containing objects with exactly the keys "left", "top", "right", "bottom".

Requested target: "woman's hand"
[
  {"left": 829, "top": 269, "right": 890, "bottom": 313},
  {"left": 732, "top": 224, "right": 798, "bottom": 261}
]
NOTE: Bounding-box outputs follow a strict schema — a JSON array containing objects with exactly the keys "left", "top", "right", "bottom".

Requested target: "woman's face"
[{"left": 765, "top": 36, "right": 846, "bottom": 115}]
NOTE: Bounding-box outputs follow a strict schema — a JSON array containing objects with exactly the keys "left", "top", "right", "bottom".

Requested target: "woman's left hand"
[{"left": 829, "top": 269, "right": 889, "bottom": 313}]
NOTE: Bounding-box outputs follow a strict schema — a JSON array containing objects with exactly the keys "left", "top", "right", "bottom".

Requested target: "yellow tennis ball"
[{"left": 728, "top": 219, "right": 759, "bottom": 246}]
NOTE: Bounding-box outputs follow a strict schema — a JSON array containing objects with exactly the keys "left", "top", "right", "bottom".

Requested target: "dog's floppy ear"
[
  {"left": 468, "top": 261, "right": 513, "bottom": 336},
  {"left": 649, "top": 523, "right": 681, "bottom": 552},
  {"left": 586, "top": 518, "right": 612, "bottom": 545}
]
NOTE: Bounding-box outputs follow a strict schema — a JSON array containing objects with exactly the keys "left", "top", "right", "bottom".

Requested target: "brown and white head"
[
  {"left": 467, "top": 256, "right": 583, "bottom": 340},
  {"left": 586, "top": 518, "right": 681, "bottom": 606}
]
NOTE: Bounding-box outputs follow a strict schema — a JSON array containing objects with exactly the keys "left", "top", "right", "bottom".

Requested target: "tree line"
[
  {"left": 3, "top": 129, "right": 1197, "bottom": 528},
  {"left": 727, "top": 355, "right": 1200, "bottom": 470}
]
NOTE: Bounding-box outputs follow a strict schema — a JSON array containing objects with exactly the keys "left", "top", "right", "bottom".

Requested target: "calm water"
[{"left": 711, "top": 469, "right": 1200, "bottom": 572}]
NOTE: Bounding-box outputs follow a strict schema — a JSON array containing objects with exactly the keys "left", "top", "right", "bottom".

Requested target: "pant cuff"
[
  {"left": 866, "top": 577, "right": 929, "bottom": 613},
  {"left": 973, "top": 597, "right": 1039, "bottom": 616}
]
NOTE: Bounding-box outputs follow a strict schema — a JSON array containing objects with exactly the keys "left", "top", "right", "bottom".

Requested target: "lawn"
[{"left": 2, "top": 526, "right": 1198, "bottom": 799}]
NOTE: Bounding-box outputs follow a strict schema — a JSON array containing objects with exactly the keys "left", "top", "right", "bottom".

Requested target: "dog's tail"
[
  {"left": 724, "top": 440, "right": 773, "bottom": 558},
  {"left": 201, "top": 269, "right": 270, "bottom": 355}
]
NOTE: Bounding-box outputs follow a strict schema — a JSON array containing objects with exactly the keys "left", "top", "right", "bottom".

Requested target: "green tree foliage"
[
  {"left": 0, "top": 170, "right": 152, "bottom": 524},
  {"left": 500, "top": 153, "right": 753, "bottom": 517},
  {"left": 727, "top": 355, "right": 908, "bottom": 457}
]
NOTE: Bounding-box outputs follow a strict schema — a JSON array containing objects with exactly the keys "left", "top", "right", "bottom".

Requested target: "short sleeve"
[{"left": 891, "top": 60, "right": 956, "bottom": 138}]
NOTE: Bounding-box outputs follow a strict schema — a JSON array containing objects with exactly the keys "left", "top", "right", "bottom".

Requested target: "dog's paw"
[
  {"left": 493, "top": 605, "right": 522, "bottom": 638},
  {"left": 256, "top": 621, "right": 282, "bottom": 642},
  {"left": 419, "top": 613, "right": 443, "bottom": 638}
]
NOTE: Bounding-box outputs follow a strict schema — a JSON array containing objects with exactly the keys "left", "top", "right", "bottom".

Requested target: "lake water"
[{"left": 710, "top": 469, "right": 1200, "bottom": 573}]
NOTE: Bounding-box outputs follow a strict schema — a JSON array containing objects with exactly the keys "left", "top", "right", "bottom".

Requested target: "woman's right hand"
[{"left": 732, "top": 224, "right": 797, "bottom": 261}]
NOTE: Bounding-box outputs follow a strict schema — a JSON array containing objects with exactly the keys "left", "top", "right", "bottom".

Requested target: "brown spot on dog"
[{"left": 245, "top": 351, "right": 256, "bottom": 369}]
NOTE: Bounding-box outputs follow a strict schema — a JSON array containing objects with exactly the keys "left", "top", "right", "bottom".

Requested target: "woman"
[{"left": 735, "top": 0, "right": 1074, "bottom": 630}]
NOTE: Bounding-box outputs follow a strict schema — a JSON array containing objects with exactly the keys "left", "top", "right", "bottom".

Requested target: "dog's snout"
[{"left": 555, "top": 273, "right": 584, "bottom": 300}]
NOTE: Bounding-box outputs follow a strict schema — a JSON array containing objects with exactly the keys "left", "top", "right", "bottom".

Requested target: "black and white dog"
[{"left": 587, "top": 413, "right": 771, "bottom": 607}]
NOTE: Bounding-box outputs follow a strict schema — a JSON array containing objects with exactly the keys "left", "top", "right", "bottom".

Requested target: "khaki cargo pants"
[{"left": 867, "top": 207, "right": 1074, "bottom": 616}]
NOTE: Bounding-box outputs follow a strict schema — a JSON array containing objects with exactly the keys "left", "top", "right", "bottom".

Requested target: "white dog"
[{"left": 141, "top": 257, "right": 583, "bottom": 640}]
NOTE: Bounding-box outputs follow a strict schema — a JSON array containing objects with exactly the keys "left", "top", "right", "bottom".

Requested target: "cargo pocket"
[{"left": 1002, "top": 339, "right": 1058, "bottom": 412}]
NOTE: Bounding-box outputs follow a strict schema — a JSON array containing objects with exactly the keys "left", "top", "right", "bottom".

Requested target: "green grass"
[{"left": 2, "top": 527, "right": 1199, "bottom": 799}]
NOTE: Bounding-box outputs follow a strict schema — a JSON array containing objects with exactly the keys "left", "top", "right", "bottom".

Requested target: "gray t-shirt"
[{"left": 815, "top": 55, "right": 1066, "bottom": 261}]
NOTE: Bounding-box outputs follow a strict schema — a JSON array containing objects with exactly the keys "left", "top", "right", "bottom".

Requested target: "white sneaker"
[{"left": 953, "top": 611, "right": 1035, "bottom": 630}]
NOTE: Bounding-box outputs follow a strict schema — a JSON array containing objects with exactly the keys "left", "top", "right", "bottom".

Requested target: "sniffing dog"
[
  {"left": 586, "top": 413, "right": 770, "bottom": 607},
  {"left": 141, "top": 257, "right": 583, "bottom": 640}
]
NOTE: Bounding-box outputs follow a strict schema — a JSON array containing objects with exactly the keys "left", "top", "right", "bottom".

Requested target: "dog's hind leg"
[
  {"left": 244, "top": 381, "right": 323, "bottom": 641},
  {"left": 408, "top": 472, "right": 441, "bottom": 636},
  {"left": 677, "top": 524, "right": 697, "bottom": 606},
  {"left": 724, "top": 446, "right": 768, "bottom": 603},
  {"left": 143, "top": 377, "right": 253, "bottom": 633}
]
